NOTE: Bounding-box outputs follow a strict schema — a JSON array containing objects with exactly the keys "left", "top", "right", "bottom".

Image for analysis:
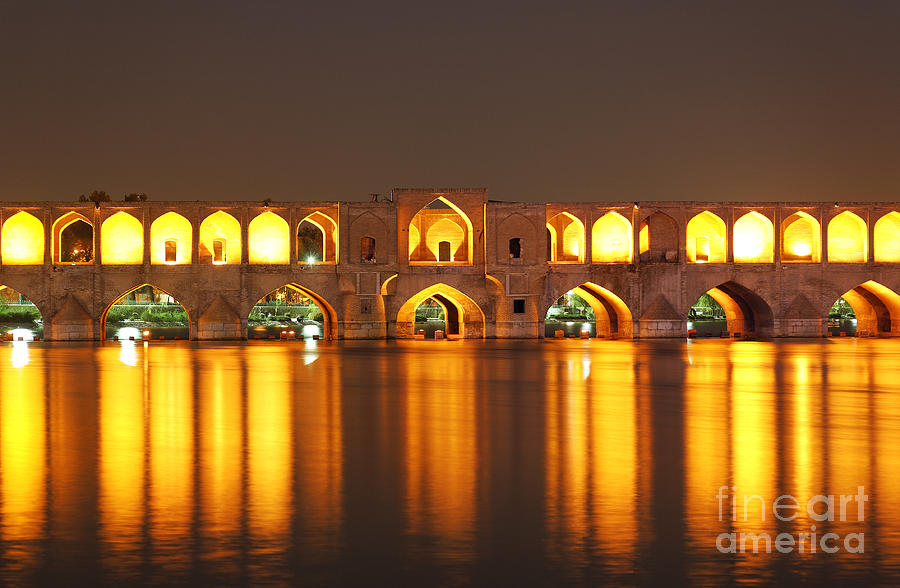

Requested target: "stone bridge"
[{"left": 1, "top": 188, "right": 899, "bottom": 340}]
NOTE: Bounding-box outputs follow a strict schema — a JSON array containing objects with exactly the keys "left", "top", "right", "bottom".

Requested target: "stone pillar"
[
  {"left": 143, "top": 207, "right": 151, "bottom": 265},
  {"left": 867, "top": 206, "right": 876, "bottom": 263},
  {"left": 241, "top": 208, "right": 250, "bottom": 265},
  {"left": 773, "top": 207, "right": 782, "bottom": 264},
  {"left": 191, "top": 205, "right": 200, "bottom": 265},
  {"left": 725, "top": 208, "right": 734, "bottom": 263}
]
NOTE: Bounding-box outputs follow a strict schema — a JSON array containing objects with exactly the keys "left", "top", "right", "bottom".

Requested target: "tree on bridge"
[{"left": 78, "top": 190, "right": 111, "bottom": 203}]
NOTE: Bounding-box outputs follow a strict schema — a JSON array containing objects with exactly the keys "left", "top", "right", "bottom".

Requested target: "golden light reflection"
[
  {"left": 101, "top": 211, "right": 144, "bottom": 264},
  {"left": 781, "top": 211, "right": 821, "bottom": 262},
  {"left": 827, "top": 210, "right": 867, "bottom": 263},
  {"left": 150, "top": 211, "right": 192, "bottom": 265},
  {"left": 1, "top": 211, "right": 44, "bottom": 265},
  {"left": 591, "top": 211, "right": 633, "bottom": 263},
  {"left": 248, "top": 211, "right": 290, "bottom": 264},
  {"left": 199, "top": 210, "right": 241, "bottom": 265},
  {"left": 0, "top": 346, "right": 46, "bottom": 572},
  {"left": 546, "top": 212, "right": 584, "bottom": 263},
  {"left": 874, "top": 211, "right": 900, "bottom": 262},
  {"left": 686, "top": 211, "right": 726, "bottom": 263},
  {"left": 733, "top": 211, "right": 773, "bottom": 263}
]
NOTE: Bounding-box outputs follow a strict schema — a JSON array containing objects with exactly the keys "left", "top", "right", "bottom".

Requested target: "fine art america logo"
[{"left": 715, "top": 486, "right": 867, "bottom": 554}]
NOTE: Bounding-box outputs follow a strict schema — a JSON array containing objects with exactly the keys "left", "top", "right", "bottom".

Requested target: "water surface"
[{"left": 0, "top": 339, "right": 898, "bottom": 586}]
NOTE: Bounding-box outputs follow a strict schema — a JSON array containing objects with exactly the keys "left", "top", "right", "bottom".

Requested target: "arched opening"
[
  {"left": 733, "top": 211, "right": 773, "bottom": 263},
  {"left": 101, "top": 211, "right": 143, "bottom": 264},
  {"left": 546, "top": 212, "right": 584, "bottom": 263},
  {"left": 298, "top": 211, "right": 337, "bottom": 264},
  {"left": 591, "top": 211, "right": 632, "bottom": 263},
  {"left": 408, "top": 197, "right": 473, "bottom": 265},
  {"left": 544, "top": 282, "right": 632, "bottom": 338},
  {"left": 874, "top": 211, "right": 900, "bottom": 262},
  {"left": 360, "top": 236, "right": 376, "bottom": 262},
  {"left": 396, "top": 283, "right": 485, "bottom": 338},
  {"left": 687, "top": 282, "right": 774, "bottom": 338},
  {"left": 638, "top": 212, "right": 678, "bottom": 262},
  {"left": 248, "top": 284, "right": 337, "bottom": 340},
  {"left": 199, "top": 210, "right": 241, "bottom": 264},
  {"left": 827, "top": 211, "right": 867, "bottom": 262},
  {"left": 1, "top": 211, "right": 44, "bottom": 265},
  {"left": 248, "top": 211, "right": 290, "bottom": 264},
  {"left": 52, "top": 212, "right": 94, "bottom": 264},
  {"left": 781, "top": 211, "right": 821, "bottom": 262},
  {"left": 150, "top": 211, "right": 192, "bottom": 265},
  {"left": 830, "top": 281, "right": 900, "bottom": 337},
  {"left": 0, "top": 286, "right": 42, "bottom": 341},
  {"left": 102, "top": 284, "right": 189, "bottom": 340},
  {"left": 412, "top": 296, "right": 457, "bottom": 339},
  {"left": 686, "top": 211, "right": 726, "bottom": 263},
  {"left": 509, "top": 237, "right": 522, "bottom": 259}
]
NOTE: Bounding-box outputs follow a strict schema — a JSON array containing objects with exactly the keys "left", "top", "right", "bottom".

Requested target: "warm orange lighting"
[
  {"left": 101, "top": 212, "right": 143, "bottom": 264},
  {"left": 150, "top": 212, "right": 192, "bottom": 265},
  {"left": 733, "top": 211, "right": 773, "bottom": 263},
  {"left": 874, "top": 211, "right": 900, "bottom": 262},
  {"left": 199, "top": 211, "right": 241, "bottom": 264},
  {"left": 408, "top": 197, "right": 474, "bottom": 265},
  {"left": 781, "top": 211, "right": 820, "bottom": 262},
  {"left": 828, "top": 211, "right": 867, "bottom": 262},
  {"left": 248, "top": 211, "right": 290, "bottom": 264},
  {"left": 592, "top": 212, "right": 633, "bottom": 263},
  {"left": 686, "top": 211, "right": 726, "bottom": 263},
  {"left": 547, "top": 212, "right": 584, "bottom": 263},
  {"left": 1, "top": 211, "right": 44, "bottom": 265}
]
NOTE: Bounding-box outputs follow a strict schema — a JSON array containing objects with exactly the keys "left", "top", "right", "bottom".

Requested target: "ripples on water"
[{"left": 0, "top": 339, "right": 898, "bottom": 586}]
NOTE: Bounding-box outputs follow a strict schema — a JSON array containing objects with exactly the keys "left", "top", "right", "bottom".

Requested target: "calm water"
[{"left": 0, "top": 339, "right": 899, "bottom": 586}]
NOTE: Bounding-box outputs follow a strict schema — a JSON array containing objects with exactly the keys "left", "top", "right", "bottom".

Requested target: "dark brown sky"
[{"left": 2, "top": 1, "right": 899, "bottom": 203}]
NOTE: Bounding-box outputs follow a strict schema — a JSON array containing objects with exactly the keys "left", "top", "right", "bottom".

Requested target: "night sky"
[{"left": 2, "top": 1, "right": 899, "bottom": 203}]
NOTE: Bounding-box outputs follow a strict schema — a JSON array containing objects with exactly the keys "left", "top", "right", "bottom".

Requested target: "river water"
[{"left": 0, "top": 339, "right": 898, "bottom": 586}]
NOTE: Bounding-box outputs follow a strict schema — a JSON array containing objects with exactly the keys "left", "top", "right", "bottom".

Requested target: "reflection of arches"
[
  {"left": 781, "top": 211, "right": 821, "bottom": 262},
  {"left": 690, "top": 281, "right": 774, "bottom": 337},
  {"left": 639, "top": 212, "right": 678, "bottom": 262},
  {"left": 1, "top": 211, "right": 44, "bottom": 265},
  {"left": 249, "top": 211, "right": 290, "bottom": 264},
  {"left": 408, "top": 197, "right": 474, "bottom": 265},
  {"left": 546, "top": 282, "right": 633, "bottom": 338},
  {"left": 828, "top": 211, "right": 867, "bottom": 262},
  {"left": 199, "top": 211, "right": 241, "bottom": 264},
  {"left": 249, "top": 283, "right": 339, "bottom": 340},
  {"left": 874, "top": 212, "right": 900, "bottom": 262},
  {"left": 836, "top": 281, "right": 900, "bottom": 336},
  {"left": 150, "top": 211, "right": 192, "bottom": 265},
  {"left": 591, "top": 211, "right": 632, "bottom": 263},
  {"left": 298, "top": 211, "right": 338, "bottom": 263},
  {"left": 396, "top": 283, "right": 485, "bottom": 338},
  {"left": 100, "top": 283, "right": 190, "bottom": 339},
  {"left": 733, "top": 211, "right": 773, "bottom": 263},
  {"left": 686, "top": 211, "right": 726, "bottom": 263},
  {"left": 101, "top": 211, "right": 143, "bottom": 264},
  {"left": 547, "top": 212, "right": 584, "bottom": 263},
  {"left": 52, "top": 211, "right": 94, "bottom": 264}
]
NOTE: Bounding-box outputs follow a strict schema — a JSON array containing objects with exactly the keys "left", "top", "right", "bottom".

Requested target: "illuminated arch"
[
  {"left": 591, "top": 211, "right": 632, "bottom": 263},
  {"left": 408, "top": 197, "right": 474, "bottom": 265},
  {"left": 52, "top": 212, "right": 94, "bottom": 264},
  {"left": 546, "top": 212, "right": 584, "bottom": 263},
  {"left": 396, "top": 283, "right": 485, "bottom": 338},
  {"left": 686, "top": 211, "right": 726, "bottom": 263},
  {"left": 150, "top": 211, "right": 192, "bottom": 265},
  {"left": 101, "top": 211, "right": 143, "bottom": 264},
  {"left": 545, "top": 282, "right": 633, "bottom": 338},
  {"left": 733, "top": 211, "right": 773, "bottom": 263},
  {"left": 248, "top": 211, "right": 290, "bottom": 264},
  {"left": 874, "top": 212, "right": 900, "bottom": 262},
  {"left": 827, "top": 211, "right": 867, "bottom": 262},
  {"left": 199, "top": 210, "right": 241, "bottom": 264},
  {"left": 688, "top": 281, "right": 774, "bottom": 337},
  {"left": 248, "top": 283, "right": 338, "bottom": 340},
  {"left": 1, "top": 211, "right": 44, "bottom": 265},
  {"left": 835, "top": 281, "right": 900, "bottom": 336},
  {"left": 101, "top": 283, "right": 190, "bottom": 339},
  {"left": 298, "top": 210, "right": 338, "bottom": 264},
  {"left": 781, "top": 211, "right": 821, "bottom": 262},
  {"left": 0, "top": 285, "right": 43, "bottom": 340},
  {"left": 638, "top": 212, "right": 678, "bottom": 262}
]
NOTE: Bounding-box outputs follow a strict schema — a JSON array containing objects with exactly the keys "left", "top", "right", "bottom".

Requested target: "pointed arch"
[
  {"left": 733, "top": 211, "right": 773, "bottom": 263},
  {"left": 101, "top": 211, "right": 143, "bottom": 264},
  {"left": 52, "top": 211, "right": 93, "bottom": 264},
  {"left": 545, "top": 281, "right": 633, "bottom": 338},
  {"left": 1, "top": 211, "right": 44, "bottom": 265},
  {"left": 150, "top": 211, "right": 192, "bottom": 265},
  {"left": 248, "top": 283, "right": 338, "bottom": 340},
  {"left": 827, "top": 210, "right": 867, "bottom": 262},
  {"left": 396, "top": 283, "right": 485, "bottom": 338},
  {"left": 638, "top": 212, "right": 678, "bottom": 262},
  {"left": 834, "top": 281, "right": 900, "bottom": 336},
  {"left": 686, "top": 211, "right": 726, "bottom": 263},
  {"left": 199, "top": 210, "right": 241, "bottom": 265},
  {"left": 591, "top": 211, "right": 633, "bottom": 263},
  {"left": 687, "top": 281, "right": 774, "bottom": 337},
  {"left": 547, "top": 211, "right": 584, "bottom": 263},
  {"left": 298, "top": 210, "right": 338, "bottom": 264},
  {"left": 781, "top": 211, "right": 821, "bottom": 262},
  {"left": 249, "top": 211, "right": 290, "bottom": 264},
  {"left": 101, "top": 283, "right": 190, "bottom": 339},
  {"left": 408, "top": 197, "right": 474, "bottom": 265},
  {"left": 874, "top": 211, "right": 900, "bottom": 262}
]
